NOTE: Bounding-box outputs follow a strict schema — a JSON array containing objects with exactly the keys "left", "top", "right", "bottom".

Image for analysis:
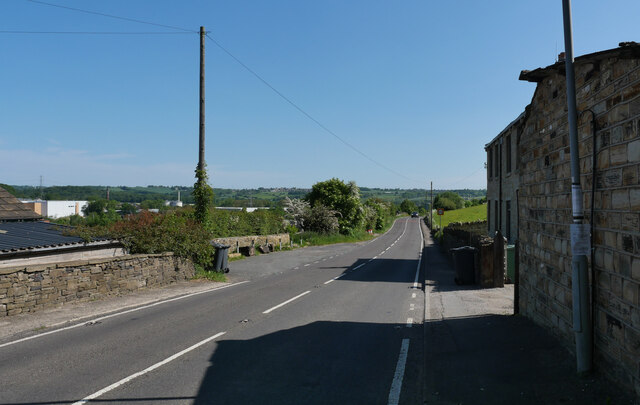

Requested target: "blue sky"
[{"left": 1, "top": 1, "right": 639, "bottom": 189}]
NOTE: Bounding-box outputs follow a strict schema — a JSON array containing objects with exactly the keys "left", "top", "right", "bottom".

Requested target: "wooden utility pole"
[
  {"left": 430, "top": 181, "right": 433, "bottom": 228},
  {"left": 198, "top": 26, "right": 206, "bottom": 171}
]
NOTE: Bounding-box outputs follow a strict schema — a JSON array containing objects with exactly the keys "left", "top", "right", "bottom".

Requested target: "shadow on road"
[
  {"left": 193, "top": 320, "right": 422, "bottom": 405},
  {"left": 316, "top": 257, "right": 421, "bottom": 285}
]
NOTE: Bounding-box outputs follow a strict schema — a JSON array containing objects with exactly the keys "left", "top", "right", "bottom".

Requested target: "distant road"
[{"left": 0, "top": 217, "right": 425, "bottom": 405}]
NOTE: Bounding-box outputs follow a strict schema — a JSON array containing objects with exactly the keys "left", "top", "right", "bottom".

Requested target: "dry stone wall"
[
  {"left": 519, "top": 54, "right": 640, "bottom": 396},
  {"left": 212, "top": 233, "right": 291, "bottom": 253},
  {"left": 0, "top": 253, "right": 195, "bottom": 317}
]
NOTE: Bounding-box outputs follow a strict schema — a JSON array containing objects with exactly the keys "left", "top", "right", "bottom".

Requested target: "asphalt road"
[{"left": 0, "top": 217, "right": 425, "bottom": 405}]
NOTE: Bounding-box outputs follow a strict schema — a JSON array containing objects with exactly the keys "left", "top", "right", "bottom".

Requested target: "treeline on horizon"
[{"left": 4, "top": 184, "right": 486, "bottom": 208}]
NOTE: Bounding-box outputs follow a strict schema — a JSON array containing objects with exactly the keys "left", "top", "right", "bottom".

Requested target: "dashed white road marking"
[
  {"left": 388, "top": 338, "right": 410, "bottom": 405},
  {"left": 406, "top": 318, "right": 413, "bottom": 328},
  {"left": 324, "top": 277, "right": 339, "bottom": 285},
  {"left": 353, "top": 263, "right": 365, "bottom": 270},
  {"left": 304, "top": 264, "right": 311, "bottom": 267},
  {"left": 409, "top": 304, "right": 415, "bottom": 311},
  {"left": 412, "top": 293, "right": 416, "bottom": 299},
  {"left": 263, "top": 291, "right": 311, "bottom": 314},
  {"left": 72, "top": 331, "right": 227, "bottom": 405}
]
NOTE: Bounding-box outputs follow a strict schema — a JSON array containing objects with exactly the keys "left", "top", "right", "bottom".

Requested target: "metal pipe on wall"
[{"left": 562, "top": 0, "right": 592, "bottom": 374}]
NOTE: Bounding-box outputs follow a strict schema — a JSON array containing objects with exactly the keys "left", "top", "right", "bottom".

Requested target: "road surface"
[{"left": 0, "top": 217, "right": 425, "bottom": 405}]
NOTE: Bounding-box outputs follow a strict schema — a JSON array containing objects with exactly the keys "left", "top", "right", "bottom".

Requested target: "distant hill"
[{"left": 9, "top": 185, "right": 485, "bottom": 208}]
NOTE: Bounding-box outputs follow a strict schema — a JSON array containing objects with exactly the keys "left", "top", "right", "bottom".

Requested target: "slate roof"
[
  {"left": 0, "top": 187, "right": 41, "bottom": 221},
  {"left": 0, "top": 221, "right": 116, "bottom": 256}
]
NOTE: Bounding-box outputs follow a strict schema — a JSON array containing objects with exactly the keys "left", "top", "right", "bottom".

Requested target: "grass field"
[{"left": 431, "top": 204, "right": 487, "bottom": 228}]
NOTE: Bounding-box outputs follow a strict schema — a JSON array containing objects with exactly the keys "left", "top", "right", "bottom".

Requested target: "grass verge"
[
  {"left": 294, "top": 215, "right": 402, "bottom": 247},
  {"left": 193, "top": 264, "right": 227, "bottom": 282}
]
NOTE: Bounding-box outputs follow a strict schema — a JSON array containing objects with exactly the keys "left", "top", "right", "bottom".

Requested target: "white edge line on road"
[
  {"left": 388, "top": 338, "right": 410, "bottom": 405},
  {"left": 262, "top": 291, "right": 311, "bottom": 314},
  {"left": 72, "top": 331, "right": 226, "bottom": 405},
  {"left": 0, "top": 281, "right": 249, "bottom": 350}
]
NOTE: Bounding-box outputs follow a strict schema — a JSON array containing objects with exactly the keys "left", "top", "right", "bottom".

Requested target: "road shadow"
[
  {"left": 424, "top": 313, "right": 635, "bottom": 405},
  {"left": 193, "top": 321, "right": 422, "bottom": 405},
  {"left": 317, "top": 257, "right": 422, "bottom": 285}
]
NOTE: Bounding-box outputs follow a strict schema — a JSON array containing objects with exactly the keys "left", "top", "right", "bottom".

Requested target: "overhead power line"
[
  {"left": 205, "top": 34, "right": 421, "bottom": 185},
  {"left": 24, "top": 0, "right": 196, "bottom": 33},
  {"left": 21, "top": 0, "right": 421, "bottom": 185},
  {"left": 0, "top": 30, "right": 193, "bottom": 35}
]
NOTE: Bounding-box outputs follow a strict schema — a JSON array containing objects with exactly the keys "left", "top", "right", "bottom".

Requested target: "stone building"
[
  {"left": 512, "top": 42, "right": 640, "bottom": 396},
  {"left": 485, "top": 111, "right": 527, "bottom": 242}
]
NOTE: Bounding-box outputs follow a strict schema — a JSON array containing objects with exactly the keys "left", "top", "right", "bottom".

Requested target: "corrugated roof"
[
  {"left": 0, "top": 186, "right": 41, "bottom": 221},
  {"left": 0, "top": 221, "right": 114, "bottom": 255}
]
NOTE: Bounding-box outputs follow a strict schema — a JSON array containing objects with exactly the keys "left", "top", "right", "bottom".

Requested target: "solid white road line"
[
  {"left": 262, "top": 291, "right": 311, "bottom": 314},
  {"left": 72, "top": 331, "right": 226, "bottom": 405},
  {"left": 0, "top": 281, "right": 249, "bottom": 350},
  {"left": 388, "top": 338, "right": 410, "bottom": 405}
]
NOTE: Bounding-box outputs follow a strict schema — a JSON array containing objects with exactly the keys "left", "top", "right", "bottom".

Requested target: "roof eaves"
[{"left": 519, "top": 42, "right": 640, "bottom": 83}]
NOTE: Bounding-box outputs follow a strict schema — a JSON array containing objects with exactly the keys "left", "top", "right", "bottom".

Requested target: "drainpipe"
[
  {"left": 562, "top": 0, "right": 592, "bottom": 374},
  {"left": 499, "top": 139, "right": 503, "bottom": 233}
]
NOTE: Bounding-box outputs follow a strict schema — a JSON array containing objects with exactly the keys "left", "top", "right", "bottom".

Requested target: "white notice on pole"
[{"left": 570, "top": 224, "right": 591, "bottom": 256}]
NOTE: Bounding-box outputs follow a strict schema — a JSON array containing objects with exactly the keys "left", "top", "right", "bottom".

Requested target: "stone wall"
[
  {"left": 518, "top": 52, "right": 640, "bottom": 395},
  {"left": 441, "top": 220, "right": 488, "bottom": 251},
  {"left": 0, "top": 253, "right": 195, "bottom": 317},
  {"left": 212, "top": 233, "right": 291, "bottom": 253}
]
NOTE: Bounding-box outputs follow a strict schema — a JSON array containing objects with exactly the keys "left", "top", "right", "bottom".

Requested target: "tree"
[
  {"left": 140, "top": 199, "right": 165, "bottom": 210},
  {"left": 303, "top": 204, "right": 339, "bottom": 234},
  {"left": 282, "top": 197, "right": 310, "bottom": 231},
  {"left": 400, "top": 199, "right": 418, "bottom": 215},
  {"left": 364, "top": 198, "right": 394, "bottom": 230},
  {"left": 0, "top": 184, "right": 17, "bottom": 196},
  {"left": 306, "top": 178, "right": 364, "bottom": 235},
  {"left": 119, "top": 202, "right": 138, "bottom": 216},
  {"left": 433, "top": 191, "right": 464, "bottom": 210},
  {"left": 83, "top": 198, "right": 119, "bottom": 226}
]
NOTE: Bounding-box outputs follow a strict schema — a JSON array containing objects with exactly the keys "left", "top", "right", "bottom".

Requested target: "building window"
[
  {"left": 506, "top": 134, "right": 512, "bottom": 173},
  {"left": 488, "top": 148, "right": 493, "bottom": 179},
  {"left": 487, "top": 201, "right": 491, "bottom": 231},
  {"left": 506, "top": 200, "right": 511, "bottom": 240}
]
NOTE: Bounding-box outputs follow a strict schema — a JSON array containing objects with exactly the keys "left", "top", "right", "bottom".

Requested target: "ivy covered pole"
[{"left": 194, "top": 26, "right": 214, "bottom": 226}]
